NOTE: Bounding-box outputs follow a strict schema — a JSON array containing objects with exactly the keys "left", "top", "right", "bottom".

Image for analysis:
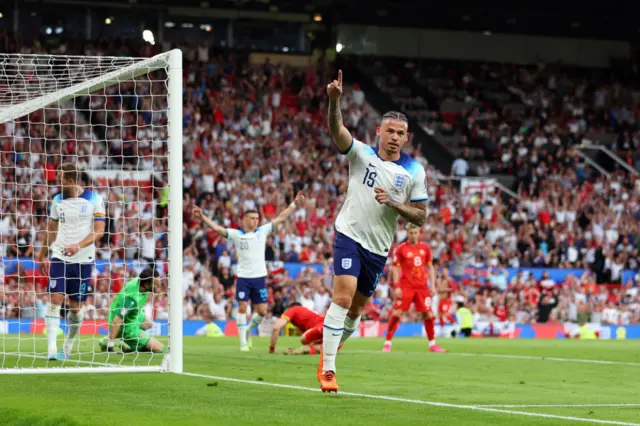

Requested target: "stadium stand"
[{"left": 0, "top": 32, "right": 639, "bottom": 328}]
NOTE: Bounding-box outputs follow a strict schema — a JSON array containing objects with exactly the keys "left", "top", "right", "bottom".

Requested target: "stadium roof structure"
[{"left": 42, "top": 0, "right": 639, "bottom": 41}]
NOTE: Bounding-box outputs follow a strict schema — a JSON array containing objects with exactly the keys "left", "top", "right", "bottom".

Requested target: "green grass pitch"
[{"left": 0, "top": 336, "right": 639, "bottom": 425}]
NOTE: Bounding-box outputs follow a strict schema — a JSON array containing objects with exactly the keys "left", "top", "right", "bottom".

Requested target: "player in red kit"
[
  {"left": 383, "top": 224, "right": 446, "bottom": 353},
  {"left": 269, "top": 303, "right": 325, "bottom": 355}
]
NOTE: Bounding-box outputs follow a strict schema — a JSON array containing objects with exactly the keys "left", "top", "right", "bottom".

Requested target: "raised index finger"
[{"left": 337, "top": 70, "right": 342, "bottom": 87}]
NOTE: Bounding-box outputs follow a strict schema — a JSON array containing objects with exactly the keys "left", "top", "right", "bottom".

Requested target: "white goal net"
[{"left": 0, "top": 50, "right": 183, "bottom": 374}]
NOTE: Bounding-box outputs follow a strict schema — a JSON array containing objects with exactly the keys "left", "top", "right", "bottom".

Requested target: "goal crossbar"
[{"left": 0, "top": 50, "right": 177, "bottom": 124}]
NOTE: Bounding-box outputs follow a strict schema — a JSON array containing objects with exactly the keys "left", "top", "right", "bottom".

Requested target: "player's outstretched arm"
[
  {"left": 327, "top": 70, "right": 352, "bottom": 153},
  {"left": 192, "top": 206, "right": 228, "bottom": 238},
  {"left": 269, "top": 317, "right": 289, "bottom": 353},
  {"left": 272, "top": 192, "right": 306, "bottom": 227}
]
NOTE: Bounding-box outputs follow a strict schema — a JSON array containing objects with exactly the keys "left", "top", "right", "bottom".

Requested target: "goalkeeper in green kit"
[{"left": 98, "top": 267, "right": 164, "bottom": 353}]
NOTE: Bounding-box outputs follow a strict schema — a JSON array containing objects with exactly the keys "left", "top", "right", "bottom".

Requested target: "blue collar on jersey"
[
  {"left": 373, "top": 147, "right": 412, "bottom": 168},
  {"left": 58, "top": 189, "right": 92, "bottom": 201}
]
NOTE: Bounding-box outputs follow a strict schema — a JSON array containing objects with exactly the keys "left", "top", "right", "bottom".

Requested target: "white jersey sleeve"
[
  {"left": 257, "top": 223, "right": 274, "bottom": 235},
  {"left": 226, "top": 228, "right": 242, "bottom": 242},
  {"left": 92, "top": 192, "right": 107, "bottom": 220},
  {"left": 49, "top": 195, "right": 61, "bottom": 221},
  {"left": 341, "top": 138, "right": 368, "bottom": 164},
  {"left": 409, "top": 164, "right": 429, "bottom": 202}
]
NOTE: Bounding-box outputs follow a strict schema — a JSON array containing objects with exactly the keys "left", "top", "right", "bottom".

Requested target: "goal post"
[
  {"left": 0, "top": 49, "right": 183, "bottom": 374},
  {"left": 167, "top": 49, "right": 184, "bottom": 374}
]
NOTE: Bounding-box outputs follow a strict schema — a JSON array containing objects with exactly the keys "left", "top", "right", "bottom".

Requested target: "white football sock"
[
  {"left": 45, "top": 304, "right": 61, "bottom": 355},
  {"left": 322, "top": 302, "right": 348, "bottom": 373},
  {"left": 248, "top": 313, "right": 264, "bottom": 334},
  {"left": 237, "top": 314, "right": 248, "bottom": 347},
  {"left": 429, "top": 340, "right": 436, "bottom": 347},
  {"left": 340, "top": 315, "right": 360, "bottom": 345},
  {"left": 64, "top": 311, "right": 84, "bottom": 355}
]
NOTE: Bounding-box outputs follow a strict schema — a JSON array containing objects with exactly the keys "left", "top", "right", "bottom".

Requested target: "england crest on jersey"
[
  {"left": 394, "top": 174, "right": 409, "bottom": 190},
  {"left": 341, "top": 258, "right": 352, "bottom": 269}
]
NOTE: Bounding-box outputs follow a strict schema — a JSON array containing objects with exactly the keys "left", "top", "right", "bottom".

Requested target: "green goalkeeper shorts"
[{"left": 122, "top": 324, "right": 151, "bottom": 352}]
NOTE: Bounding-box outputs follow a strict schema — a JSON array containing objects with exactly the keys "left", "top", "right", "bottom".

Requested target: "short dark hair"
[
  {"left": 139, "top": 267, "right": 159, "bottom": 289},
  {"left": 60, "top": 163, "right": 79, "bottom": 183},
  {"left": 382, "top": 111, "right": 408, "bottom": 124},
  {"left": 243, "top": 209, "right": 259, "bottom": 217},
  {"left": 287, "top": 302, "right": 302, "bottom": 309}
]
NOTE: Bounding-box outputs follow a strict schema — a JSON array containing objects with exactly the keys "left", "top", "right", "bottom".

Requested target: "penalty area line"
[{"left": 180, "top": 372, "right": 640, "bottom": 426}]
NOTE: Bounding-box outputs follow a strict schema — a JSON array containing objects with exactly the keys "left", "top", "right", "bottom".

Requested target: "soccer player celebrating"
[
  {"left": 38, "top": 163, "right": 106, "bottom": 360},
  {"left": 193, "top": 192, "right": 305, "bottom": 351},
  {"left": 269, "top": 302, "right": 324, "bottom": 355},
  {"left": 99, "top": 267, "right": 164, "bottom": 353},
  {"left": 383, "top": 224, "right": 445, "bottom": 353},
  {"left": 319, "top": 70, "right": 429, "bottom": 392}
]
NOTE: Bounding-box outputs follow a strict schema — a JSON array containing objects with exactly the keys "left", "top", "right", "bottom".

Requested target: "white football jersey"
[
  {"left": 335, "top": 139, "right": 428, "bottom": 257},
  {"left": 50, "top": 190, "right": 106, "bottom": 263},
  {"left": 226, "top": 223, "right": 273, "bottom": 278}
]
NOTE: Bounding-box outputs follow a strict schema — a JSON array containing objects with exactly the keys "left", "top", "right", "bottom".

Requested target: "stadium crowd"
[{"left": 0, "top": 35, "right": 639, "bottom": 327}]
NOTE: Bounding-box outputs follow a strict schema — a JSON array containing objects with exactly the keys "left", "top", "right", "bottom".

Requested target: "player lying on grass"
[
  {"left": 193, "top": 192, "right": 305, "bottom": 352},
  {"left": 98, "top": 267, "right": 164, "bottom": 353},
  {"left": 269, "top": 303, "right": 325, "bottom": 355},
  {"left": 383, "top": 224, "right": 445, "bottom": 353}
]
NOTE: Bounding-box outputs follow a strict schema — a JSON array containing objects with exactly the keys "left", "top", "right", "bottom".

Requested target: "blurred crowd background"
[{"left": 1, "top": 8, "right": 640, "bottom": 328}]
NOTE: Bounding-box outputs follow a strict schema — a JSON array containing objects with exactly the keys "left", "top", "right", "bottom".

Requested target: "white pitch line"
[
  {"left": 348, "top": 349, "right": 640, "bottom": 367},
  {"left": 447, "top": 352, "right": 640, "bottom": 367},
  {"left": 477, "top": 404, "right": 640, "bottom": 408},
  {"left": 180, "top": 372, "right": 640, "bottom": 426}
]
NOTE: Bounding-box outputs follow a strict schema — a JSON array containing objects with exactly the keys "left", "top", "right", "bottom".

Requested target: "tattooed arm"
[
  {"left": 389, "top": 200, "right": 428, "bottom": 227},
  {"left": 326, "top": 70, "right": 353, "bottom": 153},
  {"left": 374, "top": 188, "right": 428, "bottom": 227}
]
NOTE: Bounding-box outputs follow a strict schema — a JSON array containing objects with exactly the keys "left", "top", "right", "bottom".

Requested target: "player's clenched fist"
[
  {"left": 192, "top": 206, "right": 204, "bottom": 220},
  {"left": 327, "top": 70, "right": 343, "bottom": 100},
  {"left": 293, "top": 192, "right": 306, "bottom": 208},
  {"left": 374, "top": 187, "right": 390, "bottom": 205}
]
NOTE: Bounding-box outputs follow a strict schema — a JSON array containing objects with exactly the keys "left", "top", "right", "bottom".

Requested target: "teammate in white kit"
[
  {"left": 193, "top": 192, "right": 305, "bottom": 351},
  {"left": 37, "top": 163, "right": 106, "bottom": 360},
  {"left": 318, "top": 71, "right": 429, "bottom": 392}
]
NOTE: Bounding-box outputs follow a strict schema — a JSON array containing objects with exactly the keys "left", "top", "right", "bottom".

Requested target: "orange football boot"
[
  {"left": 319, "top": 371, "right": 339, "bottom": 393},
  {"left": 317, "top": 347, "right": 339, "bottom": 392}
]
